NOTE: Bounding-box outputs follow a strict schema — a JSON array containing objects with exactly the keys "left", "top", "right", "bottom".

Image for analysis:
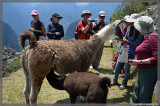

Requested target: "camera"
[
  {"left": 86, "top": 30, "right": 95, "bottom": 35},
  {"left": 88, "top": 19, "right": 95, "bottom": 22}
]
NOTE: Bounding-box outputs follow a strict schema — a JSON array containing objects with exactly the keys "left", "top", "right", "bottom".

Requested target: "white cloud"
[{"left": 75, "top": 2, "right": 90, "bottom": 6}]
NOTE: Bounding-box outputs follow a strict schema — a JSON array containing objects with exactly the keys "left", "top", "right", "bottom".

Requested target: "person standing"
[
  {"left": 91, "top": 11, "right": 108, "bottom": 70},
  {"left": 47, "top": 13, "right": 64, "bottom": 40},
  {"left": 111, "top": 14, "right": 144, "bottom": 89},
  {"left": 77, "top": 10, "right": 94, "bottom": 40},
  {"left": 29, "top": 10, "right": 46, "bottom": 41},
  {"left": 130, "top": 16, "right": 158, "bottom": 103}
]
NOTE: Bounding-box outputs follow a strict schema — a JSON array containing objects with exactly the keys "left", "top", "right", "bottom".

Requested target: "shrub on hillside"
[
  {"left": 3, "top": 58, "right": 21, "bottom": 77},
  {"left": 110, "top": 2, "right": 154, "bottom": 23}
]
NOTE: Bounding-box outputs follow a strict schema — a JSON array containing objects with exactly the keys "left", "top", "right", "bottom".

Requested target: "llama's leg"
[
  {"left": 30, "top": 78, "right": 43, "bottom": 104},
  {"left": 24, "top": 71, "right": 31, "bottom": 104},
  {"left": 69, "top": 94, "right": 77, "bottom": 103},
  {"left": 23, "top": 49, "right": 31, "bottom": 104}
]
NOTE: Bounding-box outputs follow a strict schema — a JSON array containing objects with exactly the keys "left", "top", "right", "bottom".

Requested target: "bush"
[
  {"left": 3, "top": 58, "right": 21, "bottom": 77},
  {"left": 110, "top": 2, "right": 153, "bottom": 23}
]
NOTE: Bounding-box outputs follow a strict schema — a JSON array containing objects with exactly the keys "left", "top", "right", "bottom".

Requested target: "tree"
[{"left": 110, "top": 2, "right": 153, "bottom": 23}]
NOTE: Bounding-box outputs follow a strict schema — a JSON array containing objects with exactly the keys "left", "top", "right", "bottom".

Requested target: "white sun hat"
[
  {"left": 99, "top": 11, "right": 106, "bottom": 16},
  {"left": 124, "top": 15, "right": 130, "bottom": 20},
  {"left": 125, "top": 13, "right": 139, "bottom": 23}
]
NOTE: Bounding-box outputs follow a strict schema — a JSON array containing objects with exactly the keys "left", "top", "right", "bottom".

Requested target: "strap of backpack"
[
  {"left": 82, "top": 20, "right": 88, "bottom": 40},
  {"left": 77, "top": 20, "right": 86, "bottom": 39}
]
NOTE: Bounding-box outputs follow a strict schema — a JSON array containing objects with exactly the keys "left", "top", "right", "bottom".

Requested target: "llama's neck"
[
  {"left": 88, "top": 35, "right": 102, "bottom": 52},
  {"left": 96, "top": 23, "right": 115, "bottom": 42}
]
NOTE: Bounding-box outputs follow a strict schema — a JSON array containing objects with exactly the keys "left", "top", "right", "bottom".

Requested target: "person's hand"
[
  {"left": 115, "top": 38, "right": 122, "bottom": 41},
  {"left": 29, "top": 28, "right": 35, "bottom": 32},
  {"left": 56, "top": 32, "right": 61, "bottom": 35},
  {"left": 100, "top": 19, "right": 104, "bottom": 23},
  {"left": 122, "top": 39, "right": 128, "bottom": 43},
  {"left": 87, "top": 18, "right": 92, "bottom": 25},
  {"left": 129, "top": 59, "right": 141, "bottom": 66}
]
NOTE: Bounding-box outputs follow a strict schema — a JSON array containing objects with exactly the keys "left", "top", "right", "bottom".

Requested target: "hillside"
[
  {"left": 3, "top": 21, "right": 21, "bottom": 52},
  {"left": 2, "top": 46, "right": 21, "bottom": 77},
  {"left": 64, "top": 20, "right": 80, "bottom": 39}
]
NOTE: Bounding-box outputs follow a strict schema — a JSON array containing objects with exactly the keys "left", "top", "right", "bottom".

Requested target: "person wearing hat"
[
  {"left": 29, "top": 10, "right": 46, "bottom": 41},
  {"left": 112, "top": 16, "right": 130, "bottom": 75},
  {"left": 90, "top": 11, "right": 108, "bottom": 70},
  {"left": 77, "top": 10, "right": 94, "bottom": 40},
  {"left": 47, "top": 13, "right": 64, "bottom": 40},
  {"left": 129, "top": 16, "right": 158, "bottom": 103},
  {"left": 111, "top": 13, "right": 144, "bottom": 90}
]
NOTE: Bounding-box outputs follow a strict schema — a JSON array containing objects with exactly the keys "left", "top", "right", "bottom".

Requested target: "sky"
[{"left": 75, "top": 2, "right": 90, "bottom": 6}]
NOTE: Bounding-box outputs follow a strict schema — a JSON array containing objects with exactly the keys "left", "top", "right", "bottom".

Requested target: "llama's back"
[
  {"left": 38, "top": 39, "right": 98, "bottom": 75},
  {"left": 19, "top": 31, "right": 102, "bottom": 75}
]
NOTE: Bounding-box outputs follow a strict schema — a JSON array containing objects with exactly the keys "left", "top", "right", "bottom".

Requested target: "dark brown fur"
[{"left": 64, "top": 72, "right": 111, "bottom": 103}]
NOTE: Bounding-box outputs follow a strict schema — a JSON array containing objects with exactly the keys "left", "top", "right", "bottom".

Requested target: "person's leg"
[
  {"left": 92, "top": 43, "right": 104, "bottom": 69},
  {"left": 113, "top": 62, "right": 124, "bottom": 81},
  {"left": 132, "top": 69, "right": 140, "bottom": 103},
  {"left": 139, "top": 65, "right": 157, "bottom": 103},
  {"left": 122, "top": 53, "right": 135, "bottom": 86}
]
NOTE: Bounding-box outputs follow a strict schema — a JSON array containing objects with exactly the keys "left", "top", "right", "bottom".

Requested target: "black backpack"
[{"left": 75, "top": 21, "right": 85, "bottom": 40}]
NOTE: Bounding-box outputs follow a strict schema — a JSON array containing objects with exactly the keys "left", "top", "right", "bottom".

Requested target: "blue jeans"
[{"left": 113, "top": 52, "right": 135, "bottom": 86}]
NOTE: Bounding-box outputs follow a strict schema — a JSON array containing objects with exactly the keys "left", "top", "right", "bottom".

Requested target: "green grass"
[{"left": 2, "top": 41, "right": 158, "bottom": 104}]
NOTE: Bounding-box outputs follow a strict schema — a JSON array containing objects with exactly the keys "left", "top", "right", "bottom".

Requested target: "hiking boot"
[
  {"left": 111, "top": 80, "right": 118, "bottom": 86},
  {"left": 119, "top": 84, "right": 127, "bottom": 90}
]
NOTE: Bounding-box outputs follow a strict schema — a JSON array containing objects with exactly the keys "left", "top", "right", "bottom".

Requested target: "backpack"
[
  {"left": 112, "top": 50, "right": 125, "bottom": 74},
  {"left": 75, "top": 21, "right": 85, "bottom": 40}
]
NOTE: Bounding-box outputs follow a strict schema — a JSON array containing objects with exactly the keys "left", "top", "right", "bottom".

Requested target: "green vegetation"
[
  {"left": 3, "top": 58, "right": 21, "bottom": 77},
  {"left": 110, "top": 2, "right": 155, "bottom": 23},
  {"left": 2, "top": 42, "right": 158, "bottom": 104}
]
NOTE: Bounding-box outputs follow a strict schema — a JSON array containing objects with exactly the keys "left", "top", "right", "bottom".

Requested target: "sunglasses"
[
  {"left": 100, "top": 16, "right": 105, "bottom": 18},
  {"left": 32, "top": 15, "right": 37, "bottom": 17}
]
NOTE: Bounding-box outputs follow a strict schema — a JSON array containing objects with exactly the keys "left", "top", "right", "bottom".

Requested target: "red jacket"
[{"left": 77, "top": 21, "right": 93, "bottom": 40}]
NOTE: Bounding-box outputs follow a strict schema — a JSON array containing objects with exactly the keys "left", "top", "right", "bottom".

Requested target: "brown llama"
[
  {"left": 63, "top": 72, "right": 111, "bottom": 103},
  {"left": 19, "top": 23, "right": 116, "bottom": 104}
]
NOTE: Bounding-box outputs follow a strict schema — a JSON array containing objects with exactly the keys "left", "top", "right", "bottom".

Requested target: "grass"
[{"left": 2, "top": 41, "right": 158, "bottom": 104}]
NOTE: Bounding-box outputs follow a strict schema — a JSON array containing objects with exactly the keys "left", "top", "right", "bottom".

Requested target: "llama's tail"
[
  {"left": 99, "top": 77, "right": 111, "bottom": 88},
  {"left": 46, "top": 69, "right": 66, "bottom": 90},
  {"left": 19, "top": 31, "right": 37, "bottom": 49}
]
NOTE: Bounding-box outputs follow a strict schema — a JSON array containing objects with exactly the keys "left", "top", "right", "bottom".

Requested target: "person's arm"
[
  {"left": 125, "top": 35, "right": 143, "bottom": 47},
  {"left": 129, "top": 59, "right": 151, "bottom": 66},
  {"left": 46, "top": 24, "right": 56, "bottom": 38},
  {"left": 80, "top": 20, "right": 92, "bottom": 33},
  {"left": 148, "top": 35, "right": 158, "bottom": 64},
  {"left": 57, "top": 25, "right": 64, "bottom": 39},
  {"left": 130, "top": 35, "right": 158, "bottom": 66}
]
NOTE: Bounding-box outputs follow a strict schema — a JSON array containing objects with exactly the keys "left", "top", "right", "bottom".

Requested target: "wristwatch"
[{"left": 140, "top": 60, "right": 143, "bottom": 64}]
